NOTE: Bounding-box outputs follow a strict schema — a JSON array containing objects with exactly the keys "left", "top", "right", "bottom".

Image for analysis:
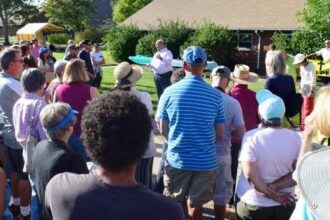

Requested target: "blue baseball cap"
[
  {"left": 38, "top": 47, "right": 49, "bottom": 57},
  {"left": 182, "top": 46, "right": 207, "bottom": 66},
  {"left": 256, "top": 89, "right": 285, "bottom": 122}
]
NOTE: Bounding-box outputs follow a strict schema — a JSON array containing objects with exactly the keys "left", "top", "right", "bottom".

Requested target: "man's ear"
[{"left": 183, "top": 62, "right": 191, "bottom": 72}]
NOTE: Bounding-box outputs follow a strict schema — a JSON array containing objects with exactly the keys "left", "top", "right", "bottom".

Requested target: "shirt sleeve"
[
  {"left": 158, "top": 93, "right": 169, "bottom": 121},
  {"left": 36, "top": 101, "right": 47, "bottom": 141},
  {"left": 315, "top": 49, "right": 323, "bottom": 56},
  {"left": 232, "top": 100, "right": 245, "bottom": 127},
  {"left": 239, "top": 132, "right": 257, "bottom": 162},
  {"left": 215, "top": 95, "right": 225, "bottom": 124}
]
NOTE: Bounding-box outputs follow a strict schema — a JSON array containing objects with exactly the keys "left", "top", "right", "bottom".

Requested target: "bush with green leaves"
[
  {"left": 105, "top": 25, "right": 143, "bottom": 62},
  {"left": 47, "top": 33, "right": 71, "bottom": 45},
  {"left": 75, "top": 25, "right": 107, "bottom": 44},
  {"left": 272, "top": 30, "right": 329, "bottom": 55},
  {"left": 181, "top": 23, "right": 237, "bottom": 67},
  {"left": 136, "top": 20, "right": 191, "bottom": 58},
  {"left": 113, "top": 0, "right": 152, "bottom": 24}
]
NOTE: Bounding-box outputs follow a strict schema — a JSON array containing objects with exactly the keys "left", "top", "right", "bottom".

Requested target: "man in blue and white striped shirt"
[{"left": 159, "top": 46, "right": 225, "bottom": 219}]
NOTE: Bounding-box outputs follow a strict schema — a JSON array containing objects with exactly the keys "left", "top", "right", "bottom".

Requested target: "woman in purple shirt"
[{"left": 54, "top": 58, "right": 99, "bottom": 160}]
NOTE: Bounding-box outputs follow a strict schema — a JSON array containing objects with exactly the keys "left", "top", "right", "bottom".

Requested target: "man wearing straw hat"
[{"left": 158, "top": 46, "right": 225, "bottom": 219}]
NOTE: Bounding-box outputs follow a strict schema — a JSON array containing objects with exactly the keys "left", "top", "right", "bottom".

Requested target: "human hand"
[
  {"left": 267, "top": 183, "right": 277, "bottom": 196},
  {"left": 156, "top": 53, "right": 162, "bottom": 60},
  {"left": 304, "top": 112, "right": 316, "bottom": 138},
  {"left": 89, "top": 73, "right": 96, "bottom": 79},
  {"left": 273, "top": 192, "right": 294, "bottom": 207}
]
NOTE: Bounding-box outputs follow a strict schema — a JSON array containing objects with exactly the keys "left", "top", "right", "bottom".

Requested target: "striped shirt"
[{"left": 159, "top": 75, "right": 225, "bottom": 170}]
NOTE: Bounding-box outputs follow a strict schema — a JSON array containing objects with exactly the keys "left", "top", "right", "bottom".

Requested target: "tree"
[
  {"left": 113, "top": 0, "right": 151, "bottom": 24},
  {"left": 0, "top": 0, "right": 38, "bottom": 45},
  {"left": 301, "top": 0, "right": 330, "bottom": 35},
  {"left": 44, "top": 0, "right": 95, "bottom": 31},
  {"left": 182, "top": 23, "right": 237, "bottom": 67}
]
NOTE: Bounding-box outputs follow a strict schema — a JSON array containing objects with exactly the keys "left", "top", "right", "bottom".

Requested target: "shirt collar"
[
  {"left": 1, "top": 72, "right": 20, "bottom": 81},
  {"left": 22, "top": 92, "right": 43, "bottom": 100},
  {"left": 185, "top": 74, "right": 204, "bottom": 82},
  {"left": 159, "top": 47, "right": 167, "bottom": 53},
  {"left": 234, "top": 84, "right": 248, "bottom": 89}
]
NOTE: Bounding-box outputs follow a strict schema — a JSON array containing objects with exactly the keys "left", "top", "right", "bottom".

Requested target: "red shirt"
[{"left": 229, "top": 84, "right": 259, "bottom": 132}]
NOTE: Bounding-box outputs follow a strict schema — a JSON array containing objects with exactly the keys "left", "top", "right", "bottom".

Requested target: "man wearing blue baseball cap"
[
  {"left": 158, "top": 46, "right": 225, "bottom": 219},
  {"left": 236, "top": 89, "right": 301, "bottom": 220}
]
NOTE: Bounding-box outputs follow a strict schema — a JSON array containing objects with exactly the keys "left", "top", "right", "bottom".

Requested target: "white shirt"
[
  {"left": 300, "top": 62, "right": 316, "bottom": 92},
  {"left": 265, "top": 51, "right": 275, "bottom": 77},
  {"left": 236, "top": 127, "right": 301, "bottom": 207},
  {"left": 149, "top": 47, "right": 173, "bottom": 74},
  {"left": 129, "top": 88, "right": 156, "bottom": 158},
  {"left": 316, "top": 48, "right": 330, "bottom": 61},
  {"left": 91, "top": 51, "right": 104, "bottom": 64}
]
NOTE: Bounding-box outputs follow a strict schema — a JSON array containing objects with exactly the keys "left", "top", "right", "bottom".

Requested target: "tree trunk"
[{"left": 3, "top": 22, "right": 9, "bottom": 45}]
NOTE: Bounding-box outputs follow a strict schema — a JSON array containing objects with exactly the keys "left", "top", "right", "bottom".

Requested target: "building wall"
[{"left": 234, "top": 30, "right": 289, "bottom": 75}]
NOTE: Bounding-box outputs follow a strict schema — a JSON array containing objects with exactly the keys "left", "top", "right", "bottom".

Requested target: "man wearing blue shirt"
[{"left": 159, "top": 46, "right": 225, "bottom": 220}]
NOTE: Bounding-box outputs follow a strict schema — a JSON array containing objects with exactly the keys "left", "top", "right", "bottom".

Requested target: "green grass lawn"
[{"left": 52, "top": 51, "right": 266, "bottom": 113}]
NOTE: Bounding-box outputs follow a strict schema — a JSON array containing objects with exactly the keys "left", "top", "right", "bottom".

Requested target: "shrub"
[
  {"left": 47, "top": 33, "right": 71, "bottom": 45},
  {"left": 75, "top": 25, "right": 107, "bottom": 44},
  {"left": 113, "top": 0, "right": 152, "bottom": 24},
  {"left": 105, "top": 25, "right": 143, "bottom": 62},
  {"left": 136, "top": 20, "right": 191, "bottom": 58},
  {"left": 272, "top": 29, "right": 329, "bottom": 55},
  {"left": 181, "top": 23, "right": 237, "bottom": 67}
]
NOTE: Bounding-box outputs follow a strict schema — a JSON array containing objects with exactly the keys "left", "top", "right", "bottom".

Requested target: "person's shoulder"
[{"left": 48, "top": 172, "right": 91, "bottom": 190}]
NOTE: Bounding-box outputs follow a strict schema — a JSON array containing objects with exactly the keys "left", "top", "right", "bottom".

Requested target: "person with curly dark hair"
[{"left": 44, "top": 91, "right": 184, "bottom": 220}]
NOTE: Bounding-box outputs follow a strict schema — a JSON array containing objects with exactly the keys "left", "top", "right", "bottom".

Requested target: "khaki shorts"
[
  {"left": 214, "top": 155, "right": 234, "bottom": 205},
  {"left": 163, "top": 165, "right": 217, "bottom": 206}
]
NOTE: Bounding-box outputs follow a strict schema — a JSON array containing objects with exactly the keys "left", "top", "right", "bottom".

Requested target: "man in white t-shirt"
[
  {"left": 148, "top": 39, "right": 173, "bottom": 99},
  {"left": 91, "top": 43, "right": 105, "bottom": 88},
  {"left": 236, "top": 89, "right": 301, "bottom": 220},
  {"left": 307, "top": 39, "right": 330, "bottom": 61}
]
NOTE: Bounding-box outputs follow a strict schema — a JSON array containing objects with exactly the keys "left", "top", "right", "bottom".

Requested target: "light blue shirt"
[{"left": 159, "top": 75, "right": 225, "bottom": 170}]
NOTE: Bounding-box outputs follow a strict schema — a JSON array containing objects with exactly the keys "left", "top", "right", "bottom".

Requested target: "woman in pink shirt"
[{"left": 54, "top": 58, "right": 99, "bottom": 160}]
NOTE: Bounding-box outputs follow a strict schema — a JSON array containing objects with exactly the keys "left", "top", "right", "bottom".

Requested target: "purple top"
[
  {"left": 229, "top": 84, "right": 259, "bottom": 132},
  {"left": 13, "top": 93, "right": 47, "bottom": 148},
  {"left": 55, "top": 83, "right": 91, "bottom": 136}
]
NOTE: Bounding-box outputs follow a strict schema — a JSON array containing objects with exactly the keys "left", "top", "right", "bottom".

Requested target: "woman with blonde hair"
[
  {"left": 290, "top": 86, "right": 330, "bottom": 220},
  {"left": 54, "top": 58, "right": 99, "bottom": 160}
]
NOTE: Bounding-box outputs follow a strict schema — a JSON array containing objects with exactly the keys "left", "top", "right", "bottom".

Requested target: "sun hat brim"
[
  {"left": 231, "top": 72, "right": 258, "bottom": 84},
  {"left": 297, "top": 147, "right": 330, "bottom": 220}
]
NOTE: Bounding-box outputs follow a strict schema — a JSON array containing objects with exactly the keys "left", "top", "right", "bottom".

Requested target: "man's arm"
[
  {"left": 231, "top": 125, "right": 246, "bottom": 140},
  {"left": 159, "top": 119, "right": 169, "bottom": 141},
  {"left": 215, "top": 124, "right": 224, "bottom": 143}
]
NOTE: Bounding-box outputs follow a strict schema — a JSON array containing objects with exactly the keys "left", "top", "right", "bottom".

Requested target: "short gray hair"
[
  {"left": 0, "top": 48, "right": 21, "bottom": 70},
  {"left": 54, "top": 60, "right": 68, "bottom": 78},
  {"left": 156, "top": 39, "right": 166, "bottom": 45},
  {"left": 21, "top": 68, "right": 45, "bottom": 92},
  {"left": 270, "top": 50, "right": 286, "bottom": 75},
  {"left": 40, "top": 102, "right": 77, "bottom": 140}
]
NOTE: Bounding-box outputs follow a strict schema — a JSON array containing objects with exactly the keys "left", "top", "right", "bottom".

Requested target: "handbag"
[{"left": 22, "top": 100, "right": 39, "bottom": 173}]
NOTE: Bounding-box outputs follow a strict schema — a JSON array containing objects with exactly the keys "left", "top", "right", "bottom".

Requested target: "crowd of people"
[{"left": 0, "top": 37, "right": 329, "bottom": 220}]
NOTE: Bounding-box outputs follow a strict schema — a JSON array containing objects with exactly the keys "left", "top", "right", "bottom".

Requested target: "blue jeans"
[{"left": 29, "top": 175, "right": 39, "bottom": 220}]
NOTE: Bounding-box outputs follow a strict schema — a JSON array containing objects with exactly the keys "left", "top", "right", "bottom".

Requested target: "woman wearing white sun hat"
[{"left": 293, "top": 53, "right": 316, "bottom": 131}]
